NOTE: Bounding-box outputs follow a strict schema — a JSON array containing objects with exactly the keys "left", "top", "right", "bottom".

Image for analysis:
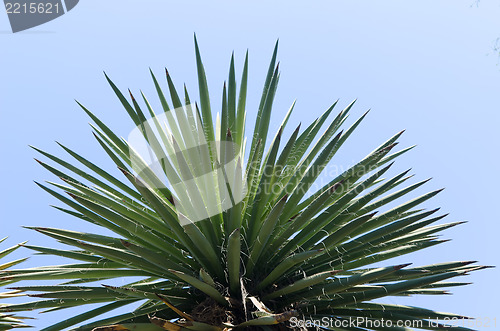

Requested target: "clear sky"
[{"left": 1, "top": 0, "right": 499, "bottom": 329}]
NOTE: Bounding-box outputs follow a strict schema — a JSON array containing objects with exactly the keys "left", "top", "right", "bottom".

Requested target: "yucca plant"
[
  {"left": 0, "top": 38, "right": 487, "bottom": 331},
  {"left": 0, "top": 238, "right": 30, "bottom": 330}
]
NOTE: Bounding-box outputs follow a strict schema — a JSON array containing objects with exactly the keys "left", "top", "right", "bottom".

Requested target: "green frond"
[{"left": 0, "top": 239, "right": 31, "bottom": 329}]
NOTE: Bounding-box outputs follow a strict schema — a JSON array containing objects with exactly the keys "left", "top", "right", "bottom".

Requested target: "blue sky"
[{"left": 1, "top": 0, "right": 499, "bottom": 329}]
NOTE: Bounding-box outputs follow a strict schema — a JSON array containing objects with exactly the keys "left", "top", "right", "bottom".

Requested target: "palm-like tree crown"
[
  {"left": 0, "top": 38, "right": 487, "bottom": 331},
  {"left": 0, "top": 238, "right": 30, "bottom": 330}
]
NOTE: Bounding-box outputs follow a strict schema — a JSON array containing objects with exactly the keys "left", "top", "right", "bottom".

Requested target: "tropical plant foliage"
[
  {"left": 0, "top": 38, "right": 487, "bottom": 330},
  {"left": 0, "top": 238, "right": 30, "bottom": 330}
]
